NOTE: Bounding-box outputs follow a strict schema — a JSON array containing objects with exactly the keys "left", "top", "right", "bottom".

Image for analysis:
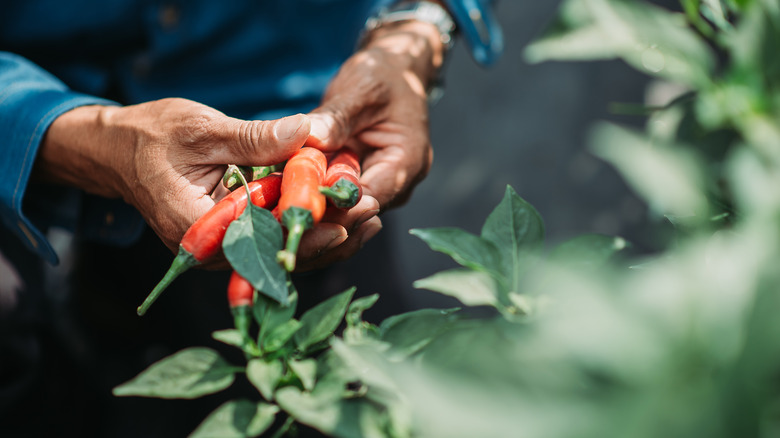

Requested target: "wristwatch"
[
  {"left": 362, "top": 0, "right": 503, "bottom": 67},
  {"left": 362, "top": 1, "right": 457, "bottom": 53}
]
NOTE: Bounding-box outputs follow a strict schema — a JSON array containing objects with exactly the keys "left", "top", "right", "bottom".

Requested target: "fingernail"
[
  {"left": 309, "top": 116, "right": 331, "bottom": 144},
  {"left": 359, "top": 219, "right": 382, "bottom": 248},
  {"left": 274, "top": 114, "right": 308, "bottom": 141}
]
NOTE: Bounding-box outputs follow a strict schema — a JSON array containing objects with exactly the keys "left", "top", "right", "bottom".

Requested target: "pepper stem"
[
  {"left": 137, "top": 247, "right": 198, "bottom": 316},
  {"left": 222, "top": 165, "right": 253, "bottom": 191},
  {"left": 277, "top": 206, "right": 314, "bottom": 272},
  {"left": 319, "top": 178, "right": 360, "bottom": 209},
  {"left": 232, "top": 305, "right": 252, "bottom": 340}
]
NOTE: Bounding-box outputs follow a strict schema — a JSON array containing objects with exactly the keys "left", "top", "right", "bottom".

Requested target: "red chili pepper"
[
  {"left": 227, "top": 270, "right": 254, "bottom": 308},
  {"left": 319, "top": 147, "right": 362, "bottom": 209},
  {"left": 136, "top": 173, "right": 283, "bottom": 316},
  {"left": 227, "top": 270, "right": 254, "bottom": 337},
  {"left": 276, "top": 147, "right": 328, "bottom": 271}
]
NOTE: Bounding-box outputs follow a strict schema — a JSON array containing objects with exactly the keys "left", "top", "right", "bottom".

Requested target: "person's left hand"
[{"left": 292, "top": 20, "right": 446, "bottom": 271}]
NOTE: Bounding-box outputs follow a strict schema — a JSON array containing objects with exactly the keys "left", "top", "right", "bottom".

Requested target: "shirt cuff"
[{"left": 0, "top": 64, "right": 117, "bottom": 264}]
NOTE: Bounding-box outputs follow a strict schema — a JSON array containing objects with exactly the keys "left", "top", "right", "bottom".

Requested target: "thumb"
[
  {"left": 214, "top": 113, "right": 311, "bottom": 165},
  {"left": 307, "top": 97, "right": 370, "bottom": 151}
]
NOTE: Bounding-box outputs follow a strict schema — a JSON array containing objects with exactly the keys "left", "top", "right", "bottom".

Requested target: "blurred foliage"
[
  {"left": 328, "top": 1, "right": 780, "bottom": 437},
  {"left": 115, "top": 1, "right": 780, "bottom": 436}
]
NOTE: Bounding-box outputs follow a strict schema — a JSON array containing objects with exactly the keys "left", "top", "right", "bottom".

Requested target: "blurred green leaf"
[
  {"left": 346, "top": 293, "right": 380, "bottom": 327},
  {"left": 189, "top": 399, "right": 278, "bottom": 438},
  {"left": 525, "top": 0, "right": 715, "bottom": 87},
  {"left": 262, "top": 319, "right": 302, "bottom": 354},
  {"left": 295, "top": 287, "right": 355, "bottom": 352},
  {"left": 379, "top": 308, "right": 460, "bottom": 359},
  {"left": 409, "top": 228, "right": 502, "bottom": 278},
  {"left": 413, "top": 268, "right": 499, "bottom": 308},
  {"left": 729, "top": 0, "right": 780, "bottom": 89},
  {"left": 212, "top": 329, "right": 249, "bottom": 350},
  {"left": 590, "top": 122, "right": 708, "bottom": 217},
  {"left": 255, "top": 290, "right": 298, "bottom": 348},
  {"left": 701, "top": 0, "right": 733, "bottom": 32},
  {"left": 289, "top": 358, "right": 318, "bottom": 392},
  {"left": 547, "top": 234, "right": 628, "bottom": 271},
  {"left": 344, "top": 294, "right": 381, "bottom": 345},
  {"left": 727, "top": 147, "right": 780, "bottom": 217},
  {"left": 113, "top": 348, "right": 236, "bottom": 399},
  {"left": 276, "top": 386, "right": 391, "bottom": 438},
  {"left": 246, "top": 358, "right": 283, "bottom": 401},
  {"left": 721, "top": 270, "right": 780, "bottom": 436}
]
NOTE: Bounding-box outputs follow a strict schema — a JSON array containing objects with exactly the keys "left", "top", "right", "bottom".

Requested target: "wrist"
[
  {"left": 359, "top": 1, "right": 455, "bottom": 95},
  {"left": 35, "top": 104, "right": 128, "bottom": 199},
  {"left": 360, "top": 19, "right": 445, "bottom": 91}
]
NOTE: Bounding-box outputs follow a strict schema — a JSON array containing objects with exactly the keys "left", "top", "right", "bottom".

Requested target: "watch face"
[{"left": 374, "top": 2, "right": 455, "bottom": 40}]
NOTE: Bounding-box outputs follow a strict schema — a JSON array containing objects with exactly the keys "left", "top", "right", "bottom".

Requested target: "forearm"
[
  {"left": 34, "top": 105, "right": 126, "bottom": 200},
  {"left": 360, "top": 19, "right": 446, "bottom": 90},
  {"left": 0, "top": 52, "right": 118, "bottom": 263}
]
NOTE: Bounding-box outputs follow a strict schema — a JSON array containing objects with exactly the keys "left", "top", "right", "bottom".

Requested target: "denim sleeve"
[{"left": 0, "top": 52, "right": 117, "bottom": 265}]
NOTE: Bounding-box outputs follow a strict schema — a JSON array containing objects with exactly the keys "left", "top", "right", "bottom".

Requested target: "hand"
[
  {"left": 293, "top": 20, "right": 445, "bottom": 269},
  {"left": 36, "top": 98, "right": 309, "bottom": 254}
]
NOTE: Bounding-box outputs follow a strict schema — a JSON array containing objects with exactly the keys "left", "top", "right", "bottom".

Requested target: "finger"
[
  {"left": 295, "top": 216, "right": 383, "bottom": 272},
  {"left": 307, "top": 112, "right": 349, "bottom": 151},
  {"left": 296, "top": 222, "right": 349, "bottom": 262},
  {"left": 321, "top": 195, "right": 380, "bottom": 231},
  {"left": 293, "top": 195, "right": 380, "bottom": 272},
  {"left": 307, "top": 97, "right": 382, "bottom": 151},
  {"left": 359, "top": 143, "right": 432, "bottom": 211},
  {"left": 359, "top": 149, "right": 411, "bottom": 209},
  {"left": 212, "top": 114, "right": 310, "bottom": 165}
]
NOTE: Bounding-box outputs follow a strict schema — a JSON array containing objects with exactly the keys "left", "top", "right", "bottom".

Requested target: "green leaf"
[
  {"left": 701, "top": 0, "right": 733, "bottom": 31},
  {"left": 729, "top": 0, "right": 780, "bottom": 87},
  {"left": 413, "top": 269, "right": 499, "bottom": 308},
  {"left": 525, "top": 0, "right": 715, "bottom": 87},
  {"left": 223, "top": 203, "right": 288, "bottom": 304},
  {"left": 289, "top": 358, "right": 318, "bottom": 391},
  {"left": 346, "top": 294, "right": 380, "bottom": 327},
  {"left": 547, "top": 234, "right": 629, "bottom": 271},
  {"left": 255, "top": 289, "right": 298, "bottom": 346},
  {"left": 295, "top": 287, "right": 356, "bottom": 352},
  {"left": 379, "top": 308, "right": 461, "bottom": 359},
  {"left": 481, "top": 185, "right": 545, "bottom": 284},
  {"left": 263, "top": 319, "right": 303, "bottom": 354},
  {"left": 344, "top": 294, "right": 382, "bottom": 345},
  {"left": 212, "top": 329, "right": 248, "bottom": 349},
  {"left": 113, "top": 347, "right": 236, "bottom": 399},
  {"left": 188, "top": 399, "right": 278, "bottom": 438},
  {"left": 276, "top": 386, "right": 390, "bottom": 438},
  {"left": 590, "top": 123, "right": 708, "bottom": 217},
  {"left": 246, "top": 358, "right": 284, "bottom": 401},
  {"left": 409, "top": 228, "right": 502, "bottom": 277}
]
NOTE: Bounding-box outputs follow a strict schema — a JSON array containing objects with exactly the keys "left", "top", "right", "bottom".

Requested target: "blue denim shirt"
[{"left": 0, "top": 0, "right": 501, "bottom": 265}]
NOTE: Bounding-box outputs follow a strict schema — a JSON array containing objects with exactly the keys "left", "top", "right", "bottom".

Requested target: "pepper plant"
[{"left": 115, "top": 0, "right": 780, "bottom": 436}]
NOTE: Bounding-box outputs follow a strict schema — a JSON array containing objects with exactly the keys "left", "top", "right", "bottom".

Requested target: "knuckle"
[
  {"left": 236, "top": 121, "right": 270, "bottom": 159},
  {"left": 178, "top": 108, "right": 221, "bottom": 145}
]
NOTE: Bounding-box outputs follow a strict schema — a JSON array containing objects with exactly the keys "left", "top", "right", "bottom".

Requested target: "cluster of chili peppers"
[{"left": 136, "top": 146, "right": 363, "bottom": 322}]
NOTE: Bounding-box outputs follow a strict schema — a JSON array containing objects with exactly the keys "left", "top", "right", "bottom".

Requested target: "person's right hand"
[{"left": 36, "top": 98, "right": 310, "bottom": 253}]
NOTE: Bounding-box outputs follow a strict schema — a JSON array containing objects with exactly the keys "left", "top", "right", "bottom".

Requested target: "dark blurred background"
[{"left": 380, "top": 0, "right": 675, "bottom": 310}]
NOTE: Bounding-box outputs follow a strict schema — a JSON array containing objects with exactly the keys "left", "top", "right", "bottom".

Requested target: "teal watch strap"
[{"left": 443, "top": 0, "right": 503, "bottom": 66}]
